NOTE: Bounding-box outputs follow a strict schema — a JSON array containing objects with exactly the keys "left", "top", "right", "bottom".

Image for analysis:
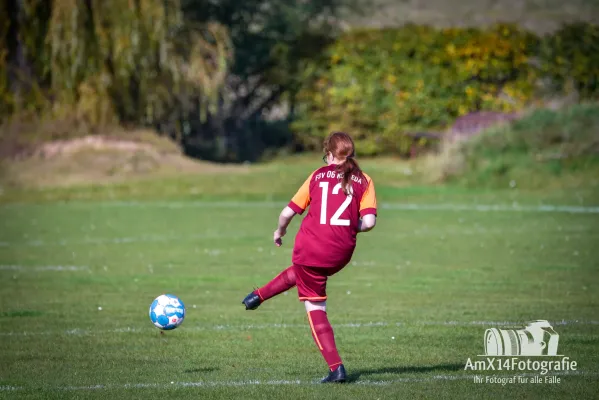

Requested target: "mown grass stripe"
[{"left": 0, "top": 370, "right": 592, "bottom": 391}]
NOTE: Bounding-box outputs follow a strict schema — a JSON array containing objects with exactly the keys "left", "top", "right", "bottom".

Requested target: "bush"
[
  {"left": 434, "top": 103, "right": 599, "bottom": 187},
  {"left": 292, "top": 23, "right": 540, "bottom": 156},
  {"left": 538, "top": 23, "right": 599, "bottom": 98},
  {"left": 469, "top": 103, "right": 599, "bottom": 161},
  {"left": 292, "top": 22, "right": 599, "bottom": 157}
]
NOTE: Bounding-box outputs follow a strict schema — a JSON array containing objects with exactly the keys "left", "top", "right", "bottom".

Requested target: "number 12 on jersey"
[{"left": 319, "top": 182, "right": 352, "bottom": 226}]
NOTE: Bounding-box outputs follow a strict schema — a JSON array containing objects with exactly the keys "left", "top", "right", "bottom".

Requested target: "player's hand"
[{"left": 274, "top": 228, "right": 286, "bottom": 247}]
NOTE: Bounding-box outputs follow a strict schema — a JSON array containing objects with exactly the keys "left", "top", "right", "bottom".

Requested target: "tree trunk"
[{"left": 5, "top": 0, "right": 28, "bottom": 111}]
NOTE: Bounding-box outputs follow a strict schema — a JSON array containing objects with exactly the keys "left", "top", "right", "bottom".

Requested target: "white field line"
[
  {"left": 0, "top": 370, "right": 593, "bottom": 391},
  {"left": 381, "top": 203, "right": 599, "bottom": 214},
  {"left": 1, "top": 319, "right": 597, "bottom": 337},
  {"left": 0, "top": 265, "right": 89, "bottom": 271},
  {"left": 2, "top": 201, "right": 599, "bottom": 214}
]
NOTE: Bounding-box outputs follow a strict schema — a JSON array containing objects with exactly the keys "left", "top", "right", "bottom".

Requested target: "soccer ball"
[{"left": 149, "top": 294, "right": 185, "bottom": 330}]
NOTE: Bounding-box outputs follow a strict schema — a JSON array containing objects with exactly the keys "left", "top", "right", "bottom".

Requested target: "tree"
[
  {"left": 0, "top": 0, "right": 231, "bottom": 136},
  {"left": 179, "top": 0, "right": 362, "bottom": 161},
  {"left": 1, "top": 0, "right": 362, "bottom": 162}
]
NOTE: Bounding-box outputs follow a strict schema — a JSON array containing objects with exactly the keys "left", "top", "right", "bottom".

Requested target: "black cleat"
[
  {"left": 321, "top": 364, "right": 347, "bottom": 383},
  {"left": 241, "top": 291, "right": 262, "bottom": 310}
]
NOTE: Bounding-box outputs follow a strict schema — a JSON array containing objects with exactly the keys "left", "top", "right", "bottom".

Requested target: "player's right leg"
[
  {"left": 297, "top": 265, "right": 347, "bottom": 383},
  {"left": 241, "top": 265, "right": 296, "bottom": 310},
  {"left": 305, "top": 300, "right": 347, "bottom": 383}
]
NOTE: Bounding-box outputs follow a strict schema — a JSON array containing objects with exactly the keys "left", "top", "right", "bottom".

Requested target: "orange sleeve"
[
  {"left": 288, "top": 172, "right": 314, "bottom": 214},
  {"left": 359, "top": 174, "right": 377, "bottom": 217}
]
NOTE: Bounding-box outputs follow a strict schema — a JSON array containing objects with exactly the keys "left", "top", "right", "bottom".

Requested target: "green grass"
[
  {"left": 465, "top": 104, "right": 599, "bottom": 180},
  {"left": 2, "top": 152, "right": 599, "bottom": 207},
  {"left": 428, "top": 103, "right": 599, "bottom": 192},
  {"left": 0, "top": 187, "right": 598, "bottom": 398}
]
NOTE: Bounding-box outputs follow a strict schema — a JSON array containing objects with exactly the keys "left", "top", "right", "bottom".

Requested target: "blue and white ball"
[{"left": 149, "top": 294, "right": 185, "bottom": 330}]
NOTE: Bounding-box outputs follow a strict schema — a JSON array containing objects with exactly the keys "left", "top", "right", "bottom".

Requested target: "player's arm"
[
  {"left": 358, "top": 214, "right": 376, "bottom": 232},
  {"left": 358, "top": 174, "right": 377, "bottom": 233},
  {"left": 274, "top": 206, "right": 296, "bottom": 246},
  {"left": 274, "top": 172, "right": 313, "bottom": 246}
]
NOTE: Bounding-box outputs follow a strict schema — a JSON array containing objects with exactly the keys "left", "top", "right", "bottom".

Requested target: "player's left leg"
[{"left": 242, "top": 265, "right": 296, "bottom": 310}]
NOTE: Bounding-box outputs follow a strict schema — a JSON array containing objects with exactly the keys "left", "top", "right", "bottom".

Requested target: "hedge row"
[{"left": 291, "top": 22, "right": 599, "bottom": 156}]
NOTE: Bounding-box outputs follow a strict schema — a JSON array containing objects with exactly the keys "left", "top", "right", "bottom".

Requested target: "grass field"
[{"left": 1, "top": 176, "right": 598, "bottom": 399}]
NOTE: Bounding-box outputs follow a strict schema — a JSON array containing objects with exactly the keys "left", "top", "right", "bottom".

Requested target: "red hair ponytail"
[
  {"left": 337, "top": 156, "right": 362, "bottom": 195},
  {"left": 323, "top": 132, "right": 363, "bottom": 196}
]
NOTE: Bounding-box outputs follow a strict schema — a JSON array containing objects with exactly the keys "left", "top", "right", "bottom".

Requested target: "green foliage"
[
  {"left": 0, "top": 0, "right": 231, "bottom": 132},
  {"left": 450, "top": 103, "right": 599, "bottom": 187},
  {"left": 469, "top": 103, "right": 599, "bottom": 160},
  {"left": 292, "top": 22, "right": 599, "bottom": 157},
  {"left": 292, "top": 23, "right": 540, "bottom": 156},
  {"left": 0, "top": 1, "right": 52, "bottom": 116},
  {"left": 1, "top": 0, "right": 363, "bottom": 163},
  {"left": 538, "top": 23, "right": 599, "bottom": 98},
  {"left": 2, "top": 1, "right": 598, "bottom": 164},
  {"left": 178, "top": 0, "right": 358, "bottom": 161}
]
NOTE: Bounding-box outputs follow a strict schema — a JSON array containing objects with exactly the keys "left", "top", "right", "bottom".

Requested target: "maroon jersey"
[{"left": 287, "top": 164, "right": 377, "bottom": 268}]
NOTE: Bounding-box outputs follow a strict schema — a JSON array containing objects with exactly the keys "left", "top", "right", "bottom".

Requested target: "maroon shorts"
[{"left": 293, "top": 264, "right": 345, "bottom": 302}]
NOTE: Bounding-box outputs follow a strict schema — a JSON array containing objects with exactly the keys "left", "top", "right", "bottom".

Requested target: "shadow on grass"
[{"left": 347, "top": 363, "right": 464, "bottom": 383}]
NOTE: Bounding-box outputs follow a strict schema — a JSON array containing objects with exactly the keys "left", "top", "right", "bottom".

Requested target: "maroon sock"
[
  {"left": 307, "top": 310, "right": 343, "bottom": 370},
  {"left": 254, "top": 266, "right": 296, "bottom": 301}
]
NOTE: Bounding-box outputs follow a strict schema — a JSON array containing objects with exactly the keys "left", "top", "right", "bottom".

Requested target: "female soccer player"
[{"left": 241, "top": 132, "right": 377, "bottom": 383}]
